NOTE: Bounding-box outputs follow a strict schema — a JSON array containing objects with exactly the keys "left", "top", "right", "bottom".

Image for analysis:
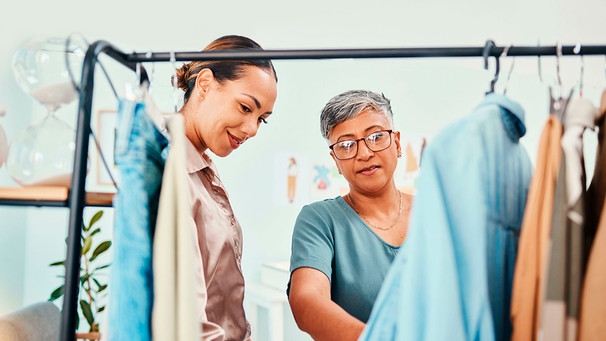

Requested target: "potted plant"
[{"left": 48, "top": 209, "right": 112, "bottom": 340}]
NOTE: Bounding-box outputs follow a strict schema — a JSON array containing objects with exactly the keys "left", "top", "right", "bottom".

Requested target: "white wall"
[{"left": 1, "top": 0, "right": 605, "bottom": 338}]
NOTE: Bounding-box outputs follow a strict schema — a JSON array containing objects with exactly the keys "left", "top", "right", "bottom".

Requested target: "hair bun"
[{"left": 173, "top": 63, "right": 191, "bottom": 92}]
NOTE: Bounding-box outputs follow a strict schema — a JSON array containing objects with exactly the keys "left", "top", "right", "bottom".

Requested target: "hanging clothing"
[
  {"left": 579, "top": 90, "right": 606, "bottom": 341},
  {"left": 360, "top": 93, "right": 532, "bottom": 341},
  {"left": 107, "top": 97, "right": 169, "bottom": 341},
  {"left": 542, "top": 98, "right": 596, "bottom": 341},
  {"left": 511, "top": 115, "right": 564, "bottom": 341},
  {"left": 152, "top": 114, "right": 202, "bottom": 340},
  {"left": 185, "top": 139, "right": 250, "bottom": 341},
  {"left": 288, "top": 196, "right": 401, "bottom": 323}
]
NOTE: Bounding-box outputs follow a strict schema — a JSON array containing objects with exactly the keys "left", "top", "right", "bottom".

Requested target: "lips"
[
  {"left": 228, "top": 132, "right": 244, "bottom": 149},
  {"left": 358, "top": 165, "right": 380, "bottom": 174}
]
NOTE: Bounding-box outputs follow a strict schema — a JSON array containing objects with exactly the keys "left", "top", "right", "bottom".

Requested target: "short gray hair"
[{"left": 320, "top": 90, "right": 394, "bottom": 140}]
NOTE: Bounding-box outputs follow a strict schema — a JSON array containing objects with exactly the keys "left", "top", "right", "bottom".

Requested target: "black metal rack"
[{"left": 4, "top": 39, "right": 605, "bottom": 341}]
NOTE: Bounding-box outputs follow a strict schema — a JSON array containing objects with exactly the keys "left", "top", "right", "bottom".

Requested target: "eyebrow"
[
  {"left": 336, "top": 125, "right": 386, "bottom": 140},
  {"left": 243, "top": 93, "right": 273, "bottom": 116},
  {"left": 243, "top": 93, "right": 261, "bottom": 109}
]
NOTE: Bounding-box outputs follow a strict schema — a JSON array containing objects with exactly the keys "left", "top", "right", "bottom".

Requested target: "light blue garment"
[
  {"left": 107, "top": 98, "right": 169, "bottom": 341},
  {"left": 288, "top": 196, "right": 401, "bottom": 323},
  {"left": 360, "top": 93, "right": 533, "bottom": 341}
]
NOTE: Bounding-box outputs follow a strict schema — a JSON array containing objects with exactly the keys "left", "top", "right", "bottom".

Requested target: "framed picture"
[{"left": 90, "top": 109, "right": 119, "bottom": 192}]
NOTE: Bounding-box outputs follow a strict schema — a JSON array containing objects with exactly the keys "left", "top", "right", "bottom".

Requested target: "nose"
[
  {"left": 241, "top": 117, "right": 259, "bottom": 139},
  {"left": 356, "top": 139, "right": 374, "bottom": 159}
]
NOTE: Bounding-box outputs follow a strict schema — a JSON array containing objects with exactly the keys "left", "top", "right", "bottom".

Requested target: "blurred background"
[{"left": 1, "top": 0, "right": 605, "bottom": 339}]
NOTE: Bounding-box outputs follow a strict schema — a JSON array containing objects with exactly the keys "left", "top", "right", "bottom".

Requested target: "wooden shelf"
[{"left": 0, "top": 186, "right": 114, "bottom": 207}]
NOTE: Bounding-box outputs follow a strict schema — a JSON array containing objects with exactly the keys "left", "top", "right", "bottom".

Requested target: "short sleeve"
[{"left": 288, "top": 203, "right": 336, "bottom": 293}]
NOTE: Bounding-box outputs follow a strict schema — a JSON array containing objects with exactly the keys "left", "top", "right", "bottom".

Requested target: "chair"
[{"left": 0, "top": 302, "right": 61, "bottom": 341}]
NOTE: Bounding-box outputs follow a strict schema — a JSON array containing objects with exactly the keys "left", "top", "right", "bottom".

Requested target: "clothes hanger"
[
  {"left": 559, "top": 42, "right": 598, "bottom": 137},
  {"left": 573, "top": 42, "right": 585, "bottom": 98},
  {"left": 124, "top": 62, "right": 149, "bottom": 102},
  {"left": 169, "top": 51, "right": 180, "bottom": 112},
  {"left": 500, "top": 43, "right": 515, "bottom": 95},
  {"left": 569, "top": 43, "right": 600, "bottom": 130},
  {"left": 540, "top": 41, "right": 573, "bottom": 121},
  {"left": 145, "top": 51, "right": 154, "bottom": 90},
  {"left": 483, "top": 39, "right": 500, "bottom": 94},
  {"left": 161, "top": 51, "right": 186, "bottom": 141}
]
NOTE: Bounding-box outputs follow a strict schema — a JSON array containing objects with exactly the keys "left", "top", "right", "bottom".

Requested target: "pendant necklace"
[{"left": 348, "top": 191, "right": 402, "bottom": 231}]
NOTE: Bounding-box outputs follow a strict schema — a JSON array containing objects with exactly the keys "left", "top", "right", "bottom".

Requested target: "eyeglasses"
[{"left": 329, "top": 129, "right": 393, "bottom": 160}]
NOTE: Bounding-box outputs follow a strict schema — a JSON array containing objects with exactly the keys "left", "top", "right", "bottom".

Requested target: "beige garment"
[
  {"left": 579, "top": 90, "right": 606, "bottom": 340},
  {"left": 511, "top": 115, "right": 563, "bottom": 341},
  {"left": 185, "top": 138, "right": 250, "bottom": 341},
  {"left": 152, "top": 114, "right": 201, "bottom": 340},
  {"left": 542, "top": 98, "right": 597, "bottom": 341}
]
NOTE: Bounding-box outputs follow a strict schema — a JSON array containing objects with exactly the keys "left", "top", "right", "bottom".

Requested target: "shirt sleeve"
[{"left": 288, "top": 203, "right": 336, "bottom": 295}]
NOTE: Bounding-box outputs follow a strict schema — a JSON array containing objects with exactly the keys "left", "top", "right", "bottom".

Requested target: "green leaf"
[
  {"left": 80, "top": 273, "right": 91, "bottom": 284},
  {"left": 93, "top": 264, "right": 111, "bottom": 271},
  {"left": 88, "top": 210, "right": 104, "bottom": 229},
  {"left": 98, "top": 284, "right": 108, "bottom": 292},
  {"left": 90, "top": 241, "right": 111, "bottom": 262},
  {"left": 81, "top": 236, "right": 92, "bottom": 255},
  {"left": 89, "top": 227, "right": 101, "bottom": 238},
  {"left": 80, "top": 300, "right": 94, "bottom": 327},
  {"left": 49, "top": 285, "right": 64, "bottom": 301},
  {"left": 98, "top": 306, "right": 106, "bottom": 313},
  {"left": 49, "top": 260, "right": 65, "bottom": 267}
]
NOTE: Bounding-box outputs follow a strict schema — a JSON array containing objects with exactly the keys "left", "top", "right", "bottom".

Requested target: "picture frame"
[{"left": 90, "top": 109, "right": 118, "bottom": 192}]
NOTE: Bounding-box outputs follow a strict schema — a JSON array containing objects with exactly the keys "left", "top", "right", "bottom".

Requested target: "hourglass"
[
  {"left": 7, "top": 37, "right": 86, "bottom": 187},
  {"left": 0, "top": 105, "right": 7, "bottom": 169}
]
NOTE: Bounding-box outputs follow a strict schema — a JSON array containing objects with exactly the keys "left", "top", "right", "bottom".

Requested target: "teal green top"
[{"left": 288, "top": 196, "right": 401, "bottom": 322}]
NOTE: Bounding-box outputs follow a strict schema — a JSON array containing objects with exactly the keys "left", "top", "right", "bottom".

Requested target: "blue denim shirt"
[
  {"left": 360, "top": 93, "right": 533, "bottom": 341},
  {"left": 108, "top": 98, "right": 169, "bottom": 341}
]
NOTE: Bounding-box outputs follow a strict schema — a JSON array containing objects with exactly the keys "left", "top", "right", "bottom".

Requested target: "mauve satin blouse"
[{"left": 185, "top": 138, "right": 250, "bottom": 341}]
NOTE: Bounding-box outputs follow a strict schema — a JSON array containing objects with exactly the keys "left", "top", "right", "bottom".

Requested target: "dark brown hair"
[{"left": 174, "top": 35, "right": 277, "bottom": 103}]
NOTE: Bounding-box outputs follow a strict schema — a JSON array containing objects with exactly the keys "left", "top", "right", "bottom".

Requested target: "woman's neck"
[{"left": 181, "top": 109, "right": 208, "bottom": 154}]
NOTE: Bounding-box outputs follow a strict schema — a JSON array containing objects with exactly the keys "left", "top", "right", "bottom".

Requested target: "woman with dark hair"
[{"left": 175, "top": 35, "right": 278, "bottom": 340}]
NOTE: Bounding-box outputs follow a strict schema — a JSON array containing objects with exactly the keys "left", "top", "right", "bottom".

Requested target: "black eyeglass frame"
[{"left": 329, "top": 129, "right": 394, "bottom": 160}]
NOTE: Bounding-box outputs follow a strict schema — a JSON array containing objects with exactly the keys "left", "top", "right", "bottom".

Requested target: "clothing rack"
[{"left": 56, "top": 40, "right": 606, "bottom": 341}]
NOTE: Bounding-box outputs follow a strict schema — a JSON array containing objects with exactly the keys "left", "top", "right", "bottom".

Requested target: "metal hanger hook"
[
  {"left": 170, "top": 51, "right": 180, "bottom": 111},
  {"left": 573, "top": 42, "right": 584, "bottom": 97},
  {"left": 482, "top": 39, "right": 500, "bottom": 94},
  {"left": 501, "top": 43, "right": 515, "bottom": 94},
  {"left": 145, "top": 50, "right": 155, "bottom": 89},
  {"left": 556, "top": 41, "right": 563, "bottom": 97},
  {"left": 169, "top": 51, "right": 178, "bottom": 88}
]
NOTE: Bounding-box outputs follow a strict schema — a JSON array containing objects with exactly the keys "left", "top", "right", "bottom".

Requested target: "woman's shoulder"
[
  {"left": 302, "top": 196, "right": 345, "bottom": 212},
  {"left": 296, "top": 196, "right": 351, "bottom": 225}
]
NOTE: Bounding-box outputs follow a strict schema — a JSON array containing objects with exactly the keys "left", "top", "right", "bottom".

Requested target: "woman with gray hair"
[{"left": 287, "top": 89, "right": 413, "bottom": 340}]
